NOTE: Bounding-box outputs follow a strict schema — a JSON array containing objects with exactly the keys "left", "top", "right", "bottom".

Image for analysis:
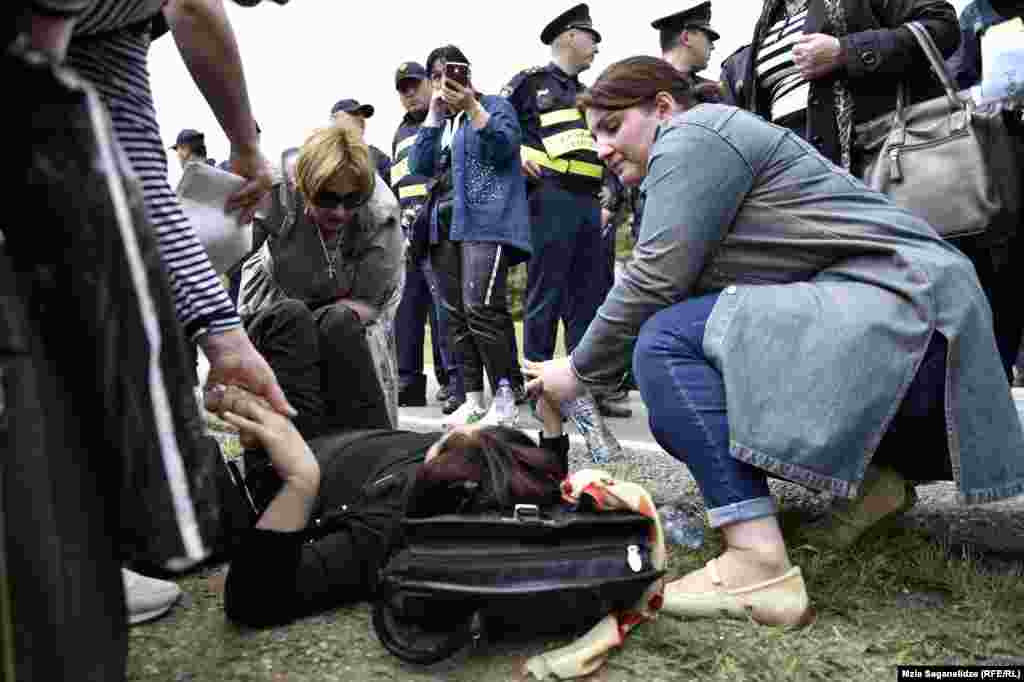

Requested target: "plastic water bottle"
[
  {"left": 494, "top": 378, "right": 518, "bottom": 426},
  {"left": 660, "top": 507, "right": 705, "bottom": 549}
]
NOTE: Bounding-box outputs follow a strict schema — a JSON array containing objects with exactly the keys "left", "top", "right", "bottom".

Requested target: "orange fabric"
[{"left": 524, "top": 469, "right": 667, "bottom": 680}]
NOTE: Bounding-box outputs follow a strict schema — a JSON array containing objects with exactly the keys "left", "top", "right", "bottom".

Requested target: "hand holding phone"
[{"left": 444, "top": 61, "right": 470, "bottom": 88}]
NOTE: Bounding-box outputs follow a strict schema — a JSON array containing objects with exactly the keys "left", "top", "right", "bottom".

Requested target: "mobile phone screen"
[{"left": 444, "top": 62, "right": 470, "bottom": 87}]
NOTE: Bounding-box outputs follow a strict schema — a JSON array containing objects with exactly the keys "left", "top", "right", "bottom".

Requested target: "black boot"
[{"left": 398, "top": 375, "right": 427, "bottom": 407}]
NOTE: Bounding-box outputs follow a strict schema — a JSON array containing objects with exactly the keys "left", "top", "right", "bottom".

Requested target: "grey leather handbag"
[{"left": 854, "top": 21, "right": 1021, "bottom": 243}]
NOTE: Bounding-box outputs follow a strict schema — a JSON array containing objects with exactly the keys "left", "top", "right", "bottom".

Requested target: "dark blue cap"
[
  {"left": 395, "top": 61, "right": 428, "bottom": 90},
  {"left": 330, "top": 99, "right": 375, "bottom": 118},
  {"left": 170, "top": 128, "right": 204, "bottom": 150},
  {"left": 541, "top": 4, "right": 601, "bottom": 45}
]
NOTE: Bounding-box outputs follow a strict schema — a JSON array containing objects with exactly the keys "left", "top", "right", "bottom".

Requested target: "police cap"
[
  {"left": 330, "top": 98, "right": 375, "bottom": 118},
  {"left": 395, "top": 61, "right": 428, "bottom": 90},
  {"left": 652, "top": 1, "right": 720, "bottom": 42},
  {"left": 541, "top": 4, "right": 602, "bottom": 45}
]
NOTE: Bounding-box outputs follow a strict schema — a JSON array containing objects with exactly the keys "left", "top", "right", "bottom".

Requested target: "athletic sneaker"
[
  {"left": 122, "top": 568, "right": 182, "bottom": 625},
  {"left": 442, "top": 400, "right": 487, "bottom": 429}
]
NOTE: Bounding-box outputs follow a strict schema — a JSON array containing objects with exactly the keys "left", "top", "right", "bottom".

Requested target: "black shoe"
[
  {"left": 596, "top": 397, "right": 633, "bottom": 419},
  {"left": 436, "top": 384, "right": 451, "bottom": 403},
  {"left": 513, "top": 384, "right": 529, "bottom": 405},
  {"left": 602, "top": 388, "right": 630, "bottom": 403},
  {"left": 398, "top": 376, "right": 427, "bottom": 407},
  {"left": 442, "top": 394, "right": 465, "bottom": 415}
]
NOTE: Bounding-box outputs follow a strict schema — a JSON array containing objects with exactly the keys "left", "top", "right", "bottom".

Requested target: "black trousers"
[
  {"left": 245, "top": 299, "right": 391, "bottom": 439},
  {"left": 430, "top": 240, "right": 522, "bottom": 395}
]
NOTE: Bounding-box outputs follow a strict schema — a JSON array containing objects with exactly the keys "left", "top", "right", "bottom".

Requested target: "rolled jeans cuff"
[{"left": 706, "top": 496, "right": 777, "bottom": 529}]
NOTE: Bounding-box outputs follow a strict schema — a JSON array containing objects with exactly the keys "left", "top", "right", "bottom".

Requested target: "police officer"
[
  {"left": 329, "top": 98, "right": 392, "bottom": 187},
  {"left": 502, "top": 4, "right": 606, "bottom": 372},
  {"left": 503, "top": 4, "right": 630, "bottom": 456},
  {"left": 652, "top": 1, "right": 721, "bottom": 85},
  {"left": 390, "top": 61, "right": 459, "bottom": 411}
]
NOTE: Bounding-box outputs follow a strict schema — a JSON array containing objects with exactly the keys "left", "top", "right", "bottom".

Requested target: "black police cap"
[
  {"left": 394, "top": 61, "right": 428, "bottom": 90},
  {"left": 541, "top": 3, "right": 602, "bottom": 45},
  {"left": 652, "top": 1, "right": 721, "bottom": 42},
  {"left": 330, "top": 98, "right": 375, "bottom": 118}
]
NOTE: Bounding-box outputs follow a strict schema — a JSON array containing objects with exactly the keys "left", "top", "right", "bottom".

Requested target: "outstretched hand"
[
  {"left": 224, "top": 144, "right": 274, "bottom": 225},
  {"left": 199, "top": 328, "right": 296, "bottom": 419},
  {"left": 523, "top": 357, "right": 582, "bottom": 405},
  {"left": 204, "top": 383, "right": 319, "bottom": 498}
]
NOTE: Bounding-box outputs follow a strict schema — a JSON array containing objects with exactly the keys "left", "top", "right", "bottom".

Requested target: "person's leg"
[
  {"left": 395, "top": 259, "right": 429, "bottom": 406},
  {"left": 461, "top": 242, "right": 523, "bottom": 395},
  {"left": 524, "top": 184, "right": 572, "bottom": 362},
  {"left": 422, "top": 257, "right": 457, "bottom": 399},
  {"left": 313, "top": 303, "right": 391, "bottom": 431},
  {"left": 244, "top": 299, "right": 324, "bottom": 438},
  {"left": 633, "top": 294, "right": 793, "bottom": 590},
  {"left": 563, "top": 194, "right": 605, "bottom": 355},
  {"left": 431, "top": 240, "right": 483, "bottom": 421}
]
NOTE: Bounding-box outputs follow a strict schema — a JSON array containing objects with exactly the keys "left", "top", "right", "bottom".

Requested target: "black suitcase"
[{"left": 372, "top": 503, "right": 664, "bottom": 664}]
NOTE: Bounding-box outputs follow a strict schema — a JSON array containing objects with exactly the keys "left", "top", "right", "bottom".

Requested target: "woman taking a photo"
[
  {"left": 240, "top": 122, "right": 405, "bottom": 435},
  {"left": 526, "top": 56, "right": 1024, "bottom": 626}
]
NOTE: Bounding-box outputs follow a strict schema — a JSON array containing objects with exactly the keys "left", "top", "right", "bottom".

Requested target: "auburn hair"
[{"left": 577, "top": 55, "right": 721, "bottom": 115}]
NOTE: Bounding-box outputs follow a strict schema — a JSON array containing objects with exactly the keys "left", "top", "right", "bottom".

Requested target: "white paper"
[
  {"left": 974, "top": 17, "right": 1024, "bottom": 106},
  {"left": 175, "top": 162, "right": 253, "bottom": 274}
]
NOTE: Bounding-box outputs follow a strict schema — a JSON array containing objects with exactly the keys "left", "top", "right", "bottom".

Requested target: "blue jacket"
[
  {"left": 573, "top": 104, "right": 1024, "bottom": 505},
  {"left": 946, "top": 0, "right": 1021, "bottom": 89},
  {"left": 408, "top": 95, "right": 531, "bottom": 265}
]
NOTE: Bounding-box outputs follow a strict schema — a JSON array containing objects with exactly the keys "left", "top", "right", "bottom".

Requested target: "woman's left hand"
[
  {"left": 441, "top": 79, "right": 477, "bottom": 114},
  {"left": 793, "top": 33, "right": 842, "bottom": 81},
  {"left": 523, "top": 357, "right": 581, "bottom": 405}
]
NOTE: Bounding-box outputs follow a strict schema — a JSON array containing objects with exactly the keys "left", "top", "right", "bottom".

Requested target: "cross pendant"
[{"left": 328, "top": 264, "right": 336, "bottom": 280}]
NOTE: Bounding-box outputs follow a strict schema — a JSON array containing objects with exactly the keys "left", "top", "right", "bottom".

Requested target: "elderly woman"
[
  {"left": 240, "top": 121, "right": 404, "bottom": 435},
  {"left": 526, "top": 57, "right": 1024, "bottom": 626}
]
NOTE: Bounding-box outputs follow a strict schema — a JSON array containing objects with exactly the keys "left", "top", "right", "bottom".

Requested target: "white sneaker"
[
  {"left": 442, "top": 400, "right": 487, "bottom": 429},
  {"left": 122, "top": 568, "right": 182, "bottom": 625}
]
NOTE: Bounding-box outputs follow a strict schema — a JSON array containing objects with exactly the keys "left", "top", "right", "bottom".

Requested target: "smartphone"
[{"left": 444, "top": 61, "right": 470, "bottom": 88}]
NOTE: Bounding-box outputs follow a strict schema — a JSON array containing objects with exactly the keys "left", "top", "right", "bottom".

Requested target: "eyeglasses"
[{"left": 309, "top": 185, "right": 373, "bottom": 211}]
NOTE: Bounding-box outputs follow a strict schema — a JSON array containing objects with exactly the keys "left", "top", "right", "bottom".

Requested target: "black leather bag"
[{"left": 371, "top": 504, "right": 663, "bottom": 665}]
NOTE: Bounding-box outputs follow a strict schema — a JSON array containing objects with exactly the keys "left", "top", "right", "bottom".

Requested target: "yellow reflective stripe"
[
  {"left": 539, "top": 108, "right": 582, "bottom": 127},
  {"left": 566, "top": 160, "right": 604, "bottom": 179},
  {"left": 395, "top": 135, "right": 417, "bottom": 156},
  {"left": 390, "top": 158, "right": 410, "bottom": 186},
  {"left": 399, "top": 184, "right": 429, "bottom": 199},
  {"left": 521, "top": 146, "right": 603, "bottom": 179},
  {"left": 541, "top": 128, "right": 597, "bottom": 159},
  {"left": 521, "top": 145, "right": 570, "bottom": 173}
]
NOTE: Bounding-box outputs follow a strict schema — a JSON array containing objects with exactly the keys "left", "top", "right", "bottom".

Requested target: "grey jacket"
[
  {"left": 572, "top": 104, "right": 1024, "bottom": 505},
  {"left": 238, "top": 176, "right": 404, "bottom": 320}
]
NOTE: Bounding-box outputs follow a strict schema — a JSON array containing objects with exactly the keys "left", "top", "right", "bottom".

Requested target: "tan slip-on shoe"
[
  {"left": 801, "top": 465, "right": 918, "bottom": 551},
  {"left": 661, "top": 559, "right": 814, "bottom": 626}
]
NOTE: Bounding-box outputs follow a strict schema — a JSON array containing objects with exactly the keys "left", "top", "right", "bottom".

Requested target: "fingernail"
[{"left": 207, "top": 383, "right": 226, "bottom": 396}]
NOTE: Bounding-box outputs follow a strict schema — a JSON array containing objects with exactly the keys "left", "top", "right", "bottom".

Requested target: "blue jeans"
[
  {"left": 396, "top": 257, "right": 452, "bottom": 389},
  {"left": 633, "top": 292, "right": 948, "bottom": 528}
]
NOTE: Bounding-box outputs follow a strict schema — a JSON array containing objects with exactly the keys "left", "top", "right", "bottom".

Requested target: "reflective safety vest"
[
  {"left": 390, "top": 111, "right": 432, "bottom": 230},
  {"left": 503, "top": 64, "right": 604, "bottom": 191}
]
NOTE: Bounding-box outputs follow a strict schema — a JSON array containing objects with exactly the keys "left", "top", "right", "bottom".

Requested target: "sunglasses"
[{"left": 309, "top": 185, "right": 373, "bottom": 211}]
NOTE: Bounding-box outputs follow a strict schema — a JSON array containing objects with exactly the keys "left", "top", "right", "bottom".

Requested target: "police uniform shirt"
[
  {"left": 501, "top": 63, "right": 604, "bottom": 191},
  {"left": 390, "top": 108, "right": 431, "bottom": 232}
]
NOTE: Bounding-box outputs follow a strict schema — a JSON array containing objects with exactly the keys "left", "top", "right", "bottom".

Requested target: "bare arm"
[{"left": 163, "top": 0, "right": 271, "bottom": 222}]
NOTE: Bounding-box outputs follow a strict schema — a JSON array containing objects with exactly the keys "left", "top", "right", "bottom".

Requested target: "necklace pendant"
[{"left": 328, "top": 264, "right": 336, "bottom": 280}]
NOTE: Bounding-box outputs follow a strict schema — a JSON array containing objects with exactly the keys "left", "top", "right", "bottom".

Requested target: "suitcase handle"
[{"left": 513, "top": 504, "right": 541, "bottom": 524}]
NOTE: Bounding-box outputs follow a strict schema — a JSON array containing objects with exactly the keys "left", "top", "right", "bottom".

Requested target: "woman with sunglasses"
[
  {"left": 205, "top": 382, "right": 569, "bottom": 628},
  {"left": 239, "top": 120, "right": 405, "bottom": 436},
  {"left": 526, "top": 56, "right": 1024, "bottom": 626}
]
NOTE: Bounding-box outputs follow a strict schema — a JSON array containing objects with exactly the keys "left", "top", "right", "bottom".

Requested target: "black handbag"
[{"left": 371, "top": 504, "right": 664, "bottom": 665}]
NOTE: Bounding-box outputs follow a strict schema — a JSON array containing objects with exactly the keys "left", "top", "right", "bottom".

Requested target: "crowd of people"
[{"left": 5, "top": 0, "right": 1024, "bottom": 679}]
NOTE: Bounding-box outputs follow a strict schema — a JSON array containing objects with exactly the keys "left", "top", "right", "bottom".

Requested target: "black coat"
[{"left": 729, "top": 0, "right": 960, "bottom": 165}]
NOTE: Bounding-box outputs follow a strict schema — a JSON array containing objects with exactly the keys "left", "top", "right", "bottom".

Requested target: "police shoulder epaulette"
[
  {"left": 722, "top": 43, "right": 752, "bottom": 65},
  {"left": 500, "top": 66, "right": 546, "bottom": 98}
]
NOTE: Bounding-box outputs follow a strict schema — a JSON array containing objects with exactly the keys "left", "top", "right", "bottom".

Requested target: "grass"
[{"left": 128, "top": 486, "right": 1024, "bottom": 681}]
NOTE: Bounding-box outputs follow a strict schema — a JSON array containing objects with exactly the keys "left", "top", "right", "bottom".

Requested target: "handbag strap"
[{"left": 901, "top": 21, "right": 963, "bottom": 112}]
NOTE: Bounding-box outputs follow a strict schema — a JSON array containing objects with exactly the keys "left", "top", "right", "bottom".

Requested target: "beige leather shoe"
[
  {"left": 801, "top": 465, "right": 917, "bottom": 551},
  {"left": 661, "top": 559, "right": 814, "bottom": 626}
]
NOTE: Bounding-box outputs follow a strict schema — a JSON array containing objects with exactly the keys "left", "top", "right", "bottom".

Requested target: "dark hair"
[
  {"left": 424, "top": 44, "right": 471, "bottom": 77},
  {"left": 408, "top": 426, "right": 566, "bottom": 517},
  {"left": 577, "top": 55, "right": 721, "bottom": 114}
]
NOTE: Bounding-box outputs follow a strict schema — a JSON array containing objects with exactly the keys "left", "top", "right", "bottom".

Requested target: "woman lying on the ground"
[
  {"left": 205, "top": 384, "right": 569, "bottom": 628},
  {"left": 238, "top": 120, "right": 405, "bottom": 435},
  {"left": 525, "top": 56, "right": 1024, "bottom": 627}
]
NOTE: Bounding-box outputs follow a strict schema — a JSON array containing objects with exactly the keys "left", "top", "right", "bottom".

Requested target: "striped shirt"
[
  {"left": 56, "top": 0, "right": 241, "bottom": 339},
  {"left": 755, "top": 4, "right": 810, "bottom": 123}
]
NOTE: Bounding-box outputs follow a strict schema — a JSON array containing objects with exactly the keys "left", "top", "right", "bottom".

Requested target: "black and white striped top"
[
  {"left": 755, "top": 4, "right": 810, "bottom": 123},
  {"left": 55, "top": 0, "right": 241, "bottom": 339}
]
